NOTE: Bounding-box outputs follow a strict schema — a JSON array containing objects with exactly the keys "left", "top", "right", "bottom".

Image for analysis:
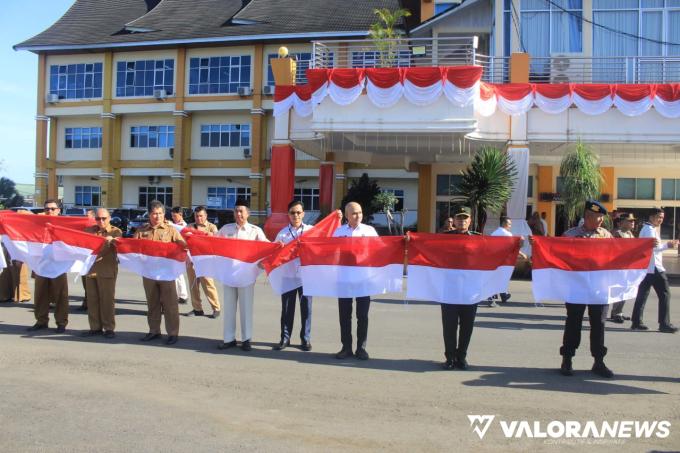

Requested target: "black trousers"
[
  {"left": 441, "top": 303, "right": 478, "bottom": 360},
  {"left": 338, "top": 296, "right": 370, "bottom": 350},
  {"left": 560, "top": 303, "right": 608, "bottom": 359},
  {"left": 632, "top": 270, "right": 671, "bottom": 327},
  {"left": 280, "top": 287, "right": 312, "bottom": 343}
]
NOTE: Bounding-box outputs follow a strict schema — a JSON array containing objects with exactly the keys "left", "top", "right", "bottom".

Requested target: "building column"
[
  {"left": 600, "top": 166, "right": 614, "bottom": 213},
  {"left": 46, "top": 116, "right": 58, "bottom": 200},
  {"left": 34, "top": 53, "right": 49, "bottom": 205},
  {"left": 172, "top": 110, "right": 190, "bottom": 207},
  {"left": 249, "top": 108, "right": 266, "bottom": 223},
  {"left": 319, "top": 161, "right": 335, "bottom": 213},
  {"left": 536, "top": 165, "right": 554, "bottom": 235},
  {"left": 100, "top": 112, "right": 117, "bottom": 207},
  {"left": 417, "top": 164, "right": 433, "bottom": 233},
  {"left": 264, "top": 143, "right": 295, "bottom": 239},
  {"left": 334, "top": 162, "right": 346, "bottom": 208}
]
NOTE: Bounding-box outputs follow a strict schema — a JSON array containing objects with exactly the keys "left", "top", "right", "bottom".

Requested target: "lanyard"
[{"left": 289, "top": 224, "right": 304, "bottom": 240}]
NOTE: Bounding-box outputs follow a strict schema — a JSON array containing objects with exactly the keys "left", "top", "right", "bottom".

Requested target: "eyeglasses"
[
  {"left": 288, "top": 211, "right": 303, "bottom": 215},
  {"left": 95, "top": 217, "right": 109, "bottom": 221},
  {"left": 44, "top": 207, "right": 59, "bottom": 211}
]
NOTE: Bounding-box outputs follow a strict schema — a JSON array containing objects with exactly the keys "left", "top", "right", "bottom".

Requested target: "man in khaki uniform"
[
  {"left": 6, "top": 209, "right": 32, "bottom": 303},
  {"left": 609, "top": 213, "right": 636, "bottom": 323},
  {"left": 82, "top": 208, "right": 122, "bottom": 339},
  {"left": 28, "top": 199, "right": 69, "bottom": 333},
  {"left": 134, "top": 200, "right": 186, "bottom": 345},
  {"left": 0, "top": 245, "right": 13, "bottom": 302},
  {"left": 184, "top": 205, "right": 221, "bottom": 319}
]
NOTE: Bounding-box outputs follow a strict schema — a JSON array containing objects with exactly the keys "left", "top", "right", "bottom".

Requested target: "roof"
[{"left": 15, "top": 0, "right": 406, "bottom": 52}]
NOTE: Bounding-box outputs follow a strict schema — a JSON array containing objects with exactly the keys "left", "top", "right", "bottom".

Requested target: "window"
[
  {"left": 65, "top": 127, "right": 102, "bottom": 149},
  {"left": 436, "top": 174, "right": 464, "bottom": 196},
  {"left": 381, "top": 189, "right": 405, "bottom": 211},
  {"left": 188, "top": 56, "right": 251, "bottom": 94},
  {"left": 138, "top": 186, "right": 173, "bottom": 208},
  {"left": 617, "top": 177, "right": 655, "bottom": 199},
  {"left": 207, "top": 187, "right": 251, "bottom": 209},
  {"left": 267, "top": 53, "right": 312, "bottom": 86},
  {"left": 662, "top": 178, "right": 680, "bottom": 200},
  {"left": 75, "top": 186, "right": 100, "bottom": 207},
  {"left": 199, "top": 124, "right": 250, "bottom": 147},
  {"left": 351, "top": 50, "right": 412, "bottom": 68},
  {"left": 435, "top": 1, "right": 457, "bottom": 14},
  {"left": 130, "top": 126, "right": 175, "bottom": 148},
  {"left": 294, "top": 188, "right": 320, "bottom": 211},
  {"left": 49, "top": 63, "right": 103, "bottom": 100},
  {"left": 116, "top": 59, "right": 174, "bottom": 97},
  {"left": 527, "top": 175, "right": 534, "bottom": 197},
  {"left": 504, "top": 0, "right": 512, "bottom": 57}
]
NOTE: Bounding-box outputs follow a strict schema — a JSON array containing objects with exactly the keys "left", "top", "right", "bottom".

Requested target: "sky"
[{"left": 0, "top": 0, "right": 74, "bottom": 184}]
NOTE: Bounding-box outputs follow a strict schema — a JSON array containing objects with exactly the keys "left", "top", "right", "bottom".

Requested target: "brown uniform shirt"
[
  {"left": 134, "top": 221, "right": 186, "bottom": 245},
  {"left": 188, "top": 221, "right": 218, "bottom": 235},
  {"left": 613, "top": 229, "right": 635, "bottom": 239},
  {"left": 562, "top": 225, "right": 613, "bottom": 239},
  {"left": 84, "top": 224, "right": 123, "bottom": 278}
]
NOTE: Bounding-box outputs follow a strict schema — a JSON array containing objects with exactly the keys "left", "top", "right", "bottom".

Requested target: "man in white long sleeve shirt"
[
  {"left": 170, "top": 207, "right": 189, "bottom": 305},
  {"left": 631, "top": 208, "right": 679, "bottom": 333},
  {"left": 489, "top": 216, "right": 524, "bottom": 305}
]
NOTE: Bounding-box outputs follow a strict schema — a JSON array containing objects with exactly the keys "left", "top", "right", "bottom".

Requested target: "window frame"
[
  {"left": 188, "top": 55, "right": 252, "bottom": 95},
  {"left": 130, "top": 125, "right": 175, "bottom": 149},
  {"left": 74, "top": 185, "right": 101, "bottom": 207},
  {"left": 115, "top": 59, "right": 175, "bottom": 98},
  {"left": 199, "top": 124, "right": 251, "bottom": 148},
  {"left": 49, "top": 63, "right": 103, "bottom": 100}
]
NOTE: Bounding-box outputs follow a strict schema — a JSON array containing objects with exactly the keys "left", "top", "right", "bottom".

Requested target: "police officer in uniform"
[
  {"left": 441, "top": 206, "right": 480, "bottom": 370},
  {"left": 184, "top": 205, "right": 221, "bottom": 318},
  {"left": 134, "top": 200, "right": 186, "bottom": 345},
  {"left": 82, "top": 208, "right": 122, "bottom": 339},
  {"left": 559, "top": 200, "right": 614, "bottom": 378},
  {"left": 609, "top": 213, "right": 636, "bottom": 323}
]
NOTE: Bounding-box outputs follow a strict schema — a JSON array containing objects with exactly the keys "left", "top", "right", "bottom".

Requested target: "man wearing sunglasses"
[{"left": 81, "top": 208, "right": 122, "bottom": 339}]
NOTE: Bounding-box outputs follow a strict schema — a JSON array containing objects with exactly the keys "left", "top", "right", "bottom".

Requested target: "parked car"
[
  {"left": 63, "top": 207, "right": 91, "bottom": 217},
  {"left": 9, "top": 206, "right": 44, "bottom": 214}
]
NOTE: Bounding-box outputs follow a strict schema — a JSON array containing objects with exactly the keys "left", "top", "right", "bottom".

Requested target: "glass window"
[
  {"left": 617, "top": 177, "right": 655, "bottom": 199},
  {"left": 661, "top": 178, "right": 680, "bottom": 200},
  {"left": 617, "top": 178, "right": 636, "bottom": 199},
  {"left": 138, "top": 186, "right": 173, "bottom": 209},
  {"left": 188, "top": 55, "right": 251, "bottom": 94},
  {"left": 294, "top": 188, "right": 320, "bottom": 211},
  {"left": 130, "top": 125, "right": 174, "bottom": 148},
  {"left": 207, "top": 187, "right": 251, "bottom": 209},
  {"left": 381, "top": 189, "right": 405, "bottom": 211},
  {"left": 64, "top": 127, "right": 102, "bottom": 149},
  {"left": 435, "top": 2, "right": 456, "bottom": 14},
  {"left": 74, "top": 185, "right": 101, "bottom": 206},
  {"left": 436, "top": 174, "right": 464, "bottom": 196},
  {"left": 49, "top": 62, "right": 103, "bottom": 100},
  {"left": 199, "top": 124, "right": 250, "bottom": 148},
  {"left": 116, "top": 59, "right": 174, "bottom": 97},
  {"left": 351, "top": 50, "right": 411, "bottom": 68},
  {"left": 527, "top": 175, "right": 534, "bottom": 198}
]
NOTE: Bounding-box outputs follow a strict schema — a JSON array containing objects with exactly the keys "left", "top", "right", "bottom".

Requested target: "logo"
[{"left": 468, "top": 415, "right": 495, "bottom": 439}]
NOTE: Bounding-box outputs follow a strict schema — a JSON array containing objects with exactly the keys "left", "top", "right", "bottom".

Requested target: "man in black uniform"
[{"left": 441, "top": 206, "right": 479, "bottom": 370}]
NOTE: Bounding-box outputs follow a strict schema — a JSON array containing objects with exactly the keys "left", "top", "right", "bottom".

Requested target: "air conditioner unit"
[
  {"left": 262, "top": 85, "right": 274, "bottom": 95},
  {"left": 153, "top": 88, "right": 167, "bottom": 100},
  {"left": 237, "top": 86, "right": 253, "bottom": 96},
  {"left": 147, "top": 176, "right": 161, "bottom": 184},
  {"left": 46, "top": 93, "right": 59, "bottom": 104},
  {"left": 550, "top": 54, "right": 589, "bottom": 84},
  {"left": 243, "top": 147, "right": 251, "bottom": 158}
]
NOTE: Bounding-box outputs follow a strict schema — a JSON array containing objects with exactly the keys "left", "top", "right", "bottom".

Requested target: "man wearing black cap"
[
  {"left": 609, "top": 213, "right": 636, "bottom": 323},
  {"left": 440, "top": 206, "right": 480, "bottom": 370},
  {"left": 559, "top": 200, "right": 614, "bottom": 378}
]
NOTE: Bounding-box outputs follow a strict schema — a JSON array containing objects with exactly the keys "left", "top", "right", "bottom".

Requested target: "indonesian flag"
[
  {"left": 263, "top": 211, "right": 341, "bottom": 295},
  {"left": 0, "top": 213, "right": 94, "bottom": 278},
  {"left": 0, "top": 236, "right": 6, "bottom": 270},
  {"left": 299, "top": 236, "right": 404, "bottom": 298},
  {"left": 187, "top": 235, "right": 280, "bottom": 287},
  {"left": 531, "top": 236, "right": 654, "bottom": 304},
  {"left": 407, "top": 233, "right": 521, "bottom": 304},
  {"left": 47, "top": 224, "right": 106, "bottom": 276},
  {"left": 116, "top": 238, "right": 187, "bottom": 281}
]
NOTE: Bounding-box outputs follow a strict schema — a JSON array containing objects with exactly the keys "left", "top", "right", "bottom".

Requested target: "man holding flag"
[{"left": 184, "top": 206, "right": 221, "bottom": 319}]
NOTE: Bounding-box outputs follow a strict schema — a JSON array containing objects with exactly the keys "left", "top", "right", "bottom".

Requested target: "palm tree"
[
  {"left": 368, "top": 7, "right": 411, "bottom": 68},
  {"left": 455, "top": 147, "right": 518, "bottom": 232},
  {"left": 559, "top": 141, "right": 603, "bottom": 227}
]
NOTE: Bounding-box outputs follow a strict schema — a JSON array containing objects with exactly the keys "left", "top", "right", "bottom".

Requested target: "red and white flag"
[
  {"left": 187, "top": 235, "right": 280, "bottom": 287},
  {"left": 263, "top": 211, "right": 341, "bottom": 295},
  {"left": 299, "top": 236, "right": 404, "bottom": 298},
  {"left": 531, "top": 236, "right": 654, "bottom": 304},
  {"left": 47, "top": 224, "right": 106, "bottom": 276},
  {"left": 116, "top": 238, "right": 187, "bottom": 281},
  {"left": 407, "top": 233, "right": 521, "bottom": 304},
  {"left": 0, "top": 213, "right": 94, "bottom": 278}
]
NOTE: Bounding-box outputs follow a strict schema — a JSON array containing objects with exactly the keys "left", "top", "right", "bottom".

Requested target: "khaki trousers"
[
  {"left": 34, "top": 274, "right": 69, "bottom": 327},
  {"left": 85, "top": 276, "right": 117, "bottom": 332},
  {"left": 12, "top": 262, "right": 31, "bottom": 302},
  {"left": 142, "top": 277, "right": 180, "bottom": 336},
  {"left": 187, "top": 262, "right": 220, "bottom": 312}
]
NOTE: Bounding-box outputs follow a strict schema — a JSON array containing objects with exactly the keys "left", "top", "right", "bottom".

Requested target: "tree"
[
  {"left": 455, "top": 147, "right": 518, "bottom": 233},
  {"left": 368, "top": 7, "right": 411, "bottom": 67},
  {"left": 341, "top": 173, "right": 381, "bottom": 223},
  {"left": 0, "top": 177, "right": 23, "bottom": 208},
  {"left": 559, "top": 141, "right": 603, "bottom": 227},
  {"left": 373, "top": 191, "right": 399, "bottom": 234}
]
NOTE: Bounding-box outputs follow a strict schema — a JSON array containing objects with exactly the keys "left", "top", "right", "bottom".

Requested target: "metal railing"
[
  {"left": 528, "top": 56, "right": 680, "bottom": 84},
  {"left": 475, "top": 54, "right": 510, "bottom": 83}
]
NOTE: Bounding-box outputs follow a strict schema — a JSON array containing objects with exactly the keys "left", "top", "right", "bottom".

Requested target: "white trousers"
[
  {"left": 222, "top": 284, "right": 254, "bottom": 342},
  {"left": 175, "top": 274, "right": 188, "bottom": 299}
]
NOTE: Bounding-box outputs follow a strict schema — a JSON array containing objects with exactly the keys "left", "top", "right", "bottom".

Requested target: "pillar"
[
  {"left": 249, "top": 44, "right": 266, "bottom": 223},
  {"left": 46, "top": 116, "right": 58, "bottom": 200},
  {"left": 100, "top": 113, "right": 116, "bottom": 207},
  {"left": 264, "top": 143, "right": 295, "bottom": 239},
  {"left": 536, "top": 165, "right": 554, "bottom": 235},
  {"left": 334, "top": 162, "right": 346, "bottom": 209},
  {"left": 34, "top": 54, "right": 48, "bottom": 206},
  {"left": 171, "top": 111, "right": 190, "bottom": 208},
  {"left": 319, "top": 162, "right": 335, "bottom": 213},
  {"left": 417, "top": 164, "right": 433, "bottom": 233},
  {"left": 600, "top": 167, "right": 614, "bottom": 213}
]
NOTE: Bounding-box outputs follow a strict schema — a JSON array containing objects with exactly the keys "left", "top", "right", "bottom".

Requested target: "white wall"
[
  {"left": 120, "top": 113, "right": 175, "bottom": 161},
  {"left": 121, "top": 176, "right": 173, "bottom": 208},
  {"left": 61, "top": 176, "right": 102, "bottom": 207},
  {"left": 55, "top": 116, "right": 102, "bottom": 161},
  {"left": 190, "top": 111, "right": 252, "bottom": 160}
]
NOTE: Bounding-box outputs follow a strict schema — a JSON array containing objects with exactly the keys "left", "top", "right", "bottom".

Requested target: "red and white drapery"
[{"left": 274, "top": 66, "right": 680, "bottom": 119}]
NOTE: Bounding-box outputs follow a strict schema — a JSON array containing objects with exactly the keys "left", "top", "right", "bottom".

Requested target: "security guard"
[
  {"left": 184, "top": 205, "right": 221, "bottom": 318},
  {"left": 441, "top": 206, "right": 480, "bottom": 370},
  {"left": 134, "top": 200, "right": 186, "bottom": 345},
  {"left": 609, "top": 213, "right": 636, "bottom": 323},
  {"left": 560, "top": 200, "right": 614, "bottom": 378},
  {"left": 82, "top": 208, "right": 122, "bottom": 339},
  {"left": 28, "top": 199, "right": 69, "bottom": 333}
]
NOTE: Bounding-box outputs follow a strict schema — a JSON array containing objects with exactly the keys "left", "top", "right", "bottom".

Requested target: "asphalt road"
[{"left": 0, "top": 270, "right": 678, "bottom": 452}]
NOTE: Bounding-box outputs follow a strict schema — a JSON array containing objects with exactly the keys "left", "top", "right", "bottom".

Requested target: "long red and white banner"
[
  {"left": 407, "top": 233, "right": 520, "bottom": 305},
  {"left": 116, "top": 238, "right": 187, "bottom": 281},
  {"left": 298, "top": 236, "right": 405, "bottom": 297},
  {"left": 274, "top": 66, "right": 680, "bottom": 119},
  {"left": 263, "top": 211, "right": 341, "bottom": 295},
  {"left": 531, "top": 236, "right": 654, "bottom": 304},
  {"left": 47, "top": 223, "right": 106, "bottom": 276},
  {"left": 187, "top": 235, "right": 281, "bottom": 288}
]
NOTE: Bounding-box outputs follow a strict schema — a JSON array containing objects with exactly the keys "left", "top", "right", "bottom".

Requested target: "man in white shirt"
[
  {"left": 333, "top": 202, "right": 378, "bottom": 360},
  {"left": 540, "top": 212, "right": 549, "bottom": 237},
  {"left": 170, "top": 206, "right": 189, "bottom": 305},
  {"left": 489, "top": 216, "right": 520, "bottom": 305},
  {"left": 631, "top": 208, "right": 679, "bottom": 333},
  {"left": 273, "top": 200, "right": 313, "bottom": 351},
  {"left": 216, "top": 198, "right": 269, "bottom": 351}
]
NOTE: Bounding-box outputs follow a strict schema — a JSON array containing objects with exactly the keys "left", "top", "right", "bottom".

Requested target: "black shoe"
[
  {"left": 500, "top": 293, "right": 511, "bottom": 303},
  {"left": 622, "top": 315, "right": 631, "bottom": 320},
  {"left": 335, "top": 348, "right": 353, "bottom": 359},
  {"left": 300, "top": 341, "right": 312, "bottom": 352},
  {"left": 184, "top": 310, "right": 204, "bottom": 317},
  {"left": 241, "top": 340, "right": 252, "bottom": 351},
  {"left": 209, "top": 310, "right": 220, "bottom": 319},
  {"left": 178, "top": 298, "right": 188, "bottom": 305},
  {"left": 165, "top": 335, "right": 178, "bottom": 345},
  {"left": 217, "top": 340, "right": 237, "bottom": 350},
  {"left": 560, "top": 357, "right": 573, "bottom": 376},
  {"left": 140, "top": 333, "right": 160, "bottom": 342},
  {"left": 103, "top": 330, "right": 115, "bottom": 339},
  {"left": 55, "top": 325, "right": 66, "bottom": 334},
  {"left": 454, "top": 358, "right": 469, "bottom": 370},
  {"left": 609, "top": 316, "right": 625, "bottom": 324},
  {"left": 631, "top": 323, "right": 649, "bottom": 331},
  {"left": 659, "top": 324, "right": 678, "bottom": 333},
  {"left": 592, "top": 360, "right": 614, "bottom": 378},
  {"left": 274, "top": 340, "right": 290, "bottom": 351},
  {"left": 488, "top": 300, "right": 498, "bottom": 307},
  {"left": 80, "top": 330, "right": 102, "bottom": 337},
  {"left": 26, "top": 323, "right": 48, "bottom": 332},
  {"left": 442, "top": 359, "right": 454, "bottom": 370},
  {"left": 77, "top": 304, "right": 88, "bottom": 312},
  {"left": 355, "top": 348, "right": 369, "bottom": 360}
]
